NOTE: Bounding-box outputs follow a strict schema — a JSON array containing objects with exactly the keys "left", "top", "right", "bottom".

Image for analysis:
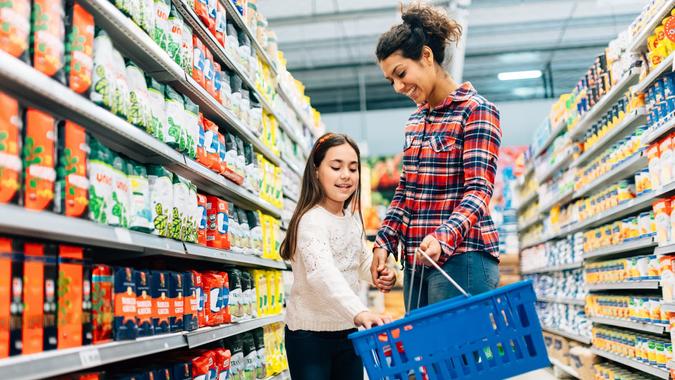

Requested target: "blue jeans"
[
  {"left": 285, "top": 326, "right": 363, "bottom": 380},
  {"left": 403, "top": 251, "right": 499, "bottom": 311}
]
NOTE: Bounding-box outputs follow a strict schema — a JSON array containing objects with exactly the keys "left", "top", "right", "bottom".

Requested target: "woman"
[{"left": 370, "top": 3, "right": 502, "bottom": 310}]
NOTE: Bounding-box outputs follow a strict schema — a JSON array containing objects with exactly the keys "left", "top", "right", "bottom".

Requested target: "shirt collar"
[{"left": 417, "top": 82, "right": 476, "bottom": 112}]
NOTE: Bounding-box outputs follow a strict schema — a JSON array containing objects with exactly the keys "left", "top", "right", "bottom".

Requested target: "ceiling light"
[{"left": 498, "top": 70, "right": 542, "bottom": 81}]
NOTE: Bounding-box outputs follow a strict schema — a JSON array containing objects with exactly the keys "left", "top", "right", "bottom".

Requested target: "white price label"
[
  {"left": 79, "top": 348, "right": 102, "bottom": 367},
  {"left": 114, "top": 228, "right": 133, "bottom": 244}
]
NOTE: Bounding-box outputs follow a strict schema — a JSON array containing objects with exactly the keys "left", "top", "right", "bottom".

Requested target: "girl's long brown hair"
[{"left": 280, "top": 133, "right": 364, "bottom": 261}]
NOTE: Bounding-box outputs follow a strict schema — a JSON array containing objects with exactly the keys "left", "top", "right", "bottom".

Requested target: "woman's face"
[{"left": 379, "top": 48, "right": 436, "bottom": 104}]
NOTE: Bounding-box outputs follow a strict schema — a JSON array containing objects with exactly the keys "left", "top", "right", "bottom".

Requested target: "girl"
[
  {"left": 371, "top": 3, "right": 502, "bottom": 310},
  {"left": 281, "top": 133, "right": 395, "bottom": 380}
]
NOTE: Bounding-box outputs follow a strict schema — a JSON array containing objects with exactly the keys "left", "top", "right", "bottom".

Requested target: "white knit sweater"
[{"left": 285, "top": 206, "right": 373, "bottom": 332}]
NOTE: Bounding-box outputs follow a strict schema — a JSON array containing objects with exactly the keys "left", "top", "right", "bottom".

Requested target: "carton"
[
  {"left": 568, "top": 344, "right": 600, "bottom": 380},
  {"left": 92, "top": 264, "right": 113, "bottom": 343},
  {"left": 0, "top": 237, "right": 23, "bottom": 357},
  {"left": 82, "top": 259, "right": 92, "bottom": 345},
  {"left": 183, "top": 271, "right": 198, "bottom": 331},
  {"left": 55, "top": 121, "right": 88, "bottom": 217},
  {"left": 24, "top": 109, "right": 57, "bottom": 211},
  {"left": 57, "top": 244, "right": 84, "bottom": 349},
  {"left": 0, "top": 92, "right": 22, "bottom": 205},
  {"left": 151, "top": 271, "right": 170, "bottom": 334},
  {"left": 22, "top": 242, "right": 46, "bottom": 354},
  {"left": 135, "top": 269, "right": 154, "bottom": 337},
  {"left": 112, "top": 267, "right": 137, "bottom": 341},
  {"left": 551, "top": 335, "right": 570, "bottom": 365},
  {"left": 168, "top": 271, "right": 184, "bottom": 332}
]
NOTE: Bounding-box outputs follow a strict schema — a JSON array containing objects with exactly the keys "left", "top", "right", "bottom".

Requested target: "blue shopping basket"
[{"left": 349, "top": 249, "right": 549, "bottom": 380}]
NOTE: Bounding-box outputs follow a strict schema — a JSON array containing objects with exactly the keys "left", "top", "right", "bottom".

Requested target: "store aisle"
[{"left": 508, "top": 368, "right": 556, "bottom": 380}]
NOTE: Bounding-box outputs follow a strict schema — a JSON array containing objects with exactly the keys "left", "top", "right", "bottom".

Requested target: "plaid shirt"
[{"left": 375, "top": 83, "right": 501, "bottom": 266}]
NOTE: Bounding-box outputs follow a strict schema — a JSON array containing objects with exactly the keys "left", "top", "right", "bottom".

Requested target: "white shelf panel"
[
  {"left": 590, "top": 316, "right": 668, "bottom": 334},
  {"left": 186, "top": 314, "right": 284, "bottom": 348},
  {"left": 628, "top": 0, "right": 675, "bottom": 53},
  {"left": 586, "top": 280, "right": 660, "bottom": 291},
  {"left": 539, "top": 188, "right": 574, "bottom": 214},
  {"left": 644, "top": 117, "right": 675, "bottom": 146},
  {"left": 591, "top": 348, "right": 669, "bottom": 379},
  {"left": 542, "top": 326, "right": 591, "bottom": 344},
  {"left": 537, "top": 296, "right": 585, "bottom": 306},
  {"left": 550, "top": 357, "right": 580, "bottom": 379},
  {"left": 583, "top": 237, "right": 657, "bottom": 260},
  {"left": 522, "top": 261, "right": 583, "bottom": 275},
  {"left": 632, "top": 53, "right": 675, "bottom": 95},
  {"left": 575, "top": 153, "right": 647, "bottom": 199}
]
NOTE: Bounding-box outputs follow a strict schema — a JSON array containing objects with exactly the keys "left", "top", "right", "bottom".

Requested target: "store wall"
[{"left": 323, "top": 98, "right": 553, "bottom": 156}]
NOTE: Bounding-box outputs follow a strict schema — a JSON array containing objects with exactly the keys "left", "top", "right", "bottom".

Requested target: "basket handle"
[{"left": 408, "top": 248, "right": 470, "bottom": 304}]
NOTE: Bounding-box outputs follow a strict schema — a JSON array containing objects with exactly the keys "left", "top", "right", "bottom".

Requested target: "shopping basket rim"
[{"left": 348, "top": 279, "right": 534, "bottom": 340}]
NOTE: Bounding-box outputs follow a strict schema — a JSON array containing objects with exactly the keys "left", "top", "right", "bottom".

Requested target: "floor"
[{"left": 508, "top": 368, "right": 556, "bottom": 380}]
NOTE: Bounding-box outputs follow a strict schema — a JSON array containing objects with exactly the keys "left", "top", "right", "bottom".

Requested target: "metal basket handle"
[{"left": 406, "top": 248, "right": 470, "bottom": 313}]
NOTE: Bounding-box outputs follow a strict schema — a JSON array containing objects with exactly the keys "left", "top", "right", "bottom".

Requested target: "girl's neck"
[
  {"left": 428, "top": 69, "right": 460, "bottom": 109},
  {"left": 319, "top": 199, "right": 345, "bottom": 216}
]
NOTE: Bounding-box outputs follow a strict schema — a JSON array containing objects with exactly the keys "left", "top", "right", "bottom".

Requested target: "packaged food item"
[
  {"left": 202, "top": 271, "right": 224, "bottom": 326},
  {"left": 648, "top": 144, "right": 662, "bottom": 190},
  {"left": 113, "top": 267, "right": 137, "bottom": 341},
  {"left": 182, "top": 271, "right": 198, "bottom": 331},
  {"left": 91, "top": 30, "right": 115, "bottom": 111},
  {"left": 135, "top": 269, "right": 154, "bottom": 337},
  {"left": 204, "top": 50, "right": 215, "bottom": 98},
  {"left": 109, "top": 154, "right": 130, "bottom": 228},
  {"left": 214, "top": 1, "right": 226, "bottom": 46},
  {"left": 226, "top": 268, "right": 243, "bottom": 321},
  {"left": 26, "top": 242, "right": 56, "bottom": 353},
  {"left": 254, "top": 328, "right": 266, "bottom": 378},
  {"left": 181, "top": 24, "right": 193, "bottom": 77},
  {"left": 0, "top": 238, "right": 23, "bottom": 357},
  {"left": 146, "top": 76, "right": 167, "bottom": 140},
  {"left": 247, "top": 211, "right": 262, "bottom": 255},
  {"left": 24, "top": 108, "right": 57, "bottom": 211},
  {"left": 192, "top": 350, "right": 217, "bottom": 380},
  {"left": 241, "top": 271, "right": 253, "bottom": 318},
  {"left": 655, "top": 199, "right": 672, "bottom": 244},
  {"left": 238, "top": 208, "right": 251, "bottom": 251},
  {"left": 164, "top": 86, "right": 184, "bottom": 148},
  {"left": 228, "top": 335, "right": 244, "bottom": 380},
  {"left": 0, "top": 92, "right": 22, "bottom": 205},
  {"left": 197, "top": 193, "right": 208, "bottom": 245},
  {"left": 126, "top": 61, "right": 151, "bottom": 130},
  {"left": 168, "top": 271, "right": 184, "bottom": 332},
  {"left": 194, "top": 0, "right": 210, "bottom": 29},
  {"left": 64, "top": 1, "right": 94, "bottom": 95},
  {"left": 31, "top": 0, "right": 66, "bottom": 82},
  {"left": 171, "top": 174, "right": 190, "bottom": 240},
  {"left": 153, "top": 0, "right": 171, "bottom": 50},
  {"left": 227, "top": 202, "right": 240, "bottom": 253},
  {"left": 214, "top": 347, "right": 232, "bottom": 380},
  {"left": 151, "top": 270, "right": 170, "bottom": 334},
  {"left": 111, "top": 50, "right": 130, "bottom": 119},
  {"left": 167, "top": 4, "right": 183, "bottom": 67},
  {"left": 219, "top": 271, "right": 230, "bottom": 324},
  {"left": 184, "top": 98, "right": 199, "bottom": 159},
  {"left": 230, "top": 74, "right": 242, "bottom": 118},
  {"left": 242, "top": 333, "right": 257, "bottom": 379},
  {"left": 128, "top": 162, "right": 152, "bottom": 232},
  {"left": 213, "top": 62, "right": 223, "bottom": 104},
  {"left": 148, "top": 165, "right": 173, "bottom": 237},
  {"left": 87, "top": 138, "right": 113, "bottom": 224},
  {"left": 173, "top": 360, "right": 193, "bottom": 380},
  {"left": 191, "top": 270, "right": 205, "bottom": 328},
  {"left": 57, "top": 245, "right": 84, "bottom": 349},
  {"left": 55, "top": 121, "right": 88, "bottom": 218},
  {"left": 192, "top": 35, "right": 205, "bottom": 87},
  {"left": 0, "top": 0, "right": 31, "bottom": 60},
  {"left": 661, "top": 136, "right": 673, "bottom": 186},
  {"left": 187, "top": 183, "right": 198, "bottom": 243},
  {"left": 92, "top": 264, "right": 113, "bottom": 343},
  {"left": 202, "top": 119, "right": 220, "bottom": 171}
]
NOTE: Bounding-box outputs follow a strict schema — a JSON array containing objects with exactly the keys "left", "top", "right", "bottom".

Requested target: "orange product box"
[
  {"left": 112, "top": 266, "right": 137, "bottom": 341},
  {"left": 22, "top": 242, "right": 45, "bottom": 354},
  {"left": 82, "top": 259, "right": 92, "bottom": 345},
  {"left": 135, "top": 269, "right": 154, "bottom": 337},
  {"left": 92, "top": 264, "right": 113, "bottom": 343},
  {"left": 151, "top": 270, "right": 170, "bottom": 334},
  {"left": 192, "top": 270, "right": 206, "bottom": 328},
  {"left": 168, "top": 271, "right": 184, "bottom": 332},
  {"left": 24, "top": 108, "right": 57, "bottom": 210},
  {"left": 0, "top": 237, "right": 23, "bottom": 357},
  {"left": 197, "top": 193, "right": 208, "bottom": 246},
  {"left": 0, "top": 92, "right": 22, "bottom": 205},
  {"left": 0, "top": 0, "right": 31, "bottom": 60},
  {"left": 31, "top": 0, "right": 66, "bottom": 82},
  {"left": 56, "top": 121, "right": 89, "bottom": 217},
  {"left": 57, "top": 244, "right": 84, "bottom": 349},
  {"left": 65, "top": 1, "right": 94, "bottom": 94},
  {"left": 206, "top": 196, "right": 227, "bottom": 249}
]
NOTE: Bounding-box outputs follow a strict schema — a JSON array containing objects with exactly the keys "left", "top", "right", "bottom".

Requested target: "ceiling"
[{"left": 257, "top": 0, "right": 646, "bottom": 113}]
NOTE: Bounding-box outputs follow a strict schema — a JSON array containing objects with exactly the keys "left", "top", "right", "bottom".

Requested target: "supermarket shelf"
[
  {"left": 534, "top": 120, "right": 567, "bottom": 158},
  {"left": 574, "top": 153, "right": 647, "bottom": 199},
  {"left": 591, "top": 348, "right": 669, "bottom": 379},
  {"left": 586, "top": 280, "right": 660, "bottom": 291},
  {"left": 222, "top": 0, "right": 278, "bottom": 76},
  {"left": 628, "top": 0, "right": 675, "bottom": 53},
  {"left": 80, "top": 0, "right": 282, "bottom": 167},
  {"left": 521, "top": 261, "right": 582, "bottom": 275},
  {"left": 663, "top": 303, "right": 675, "bottom": 313},
  {"left": 541, "top": 326, "right": 591, "bottom": 344},
  {"left": 520, "top": 234, "right": 549, "bottom": 250},
  {"left": 284, "top": 192, "right": 300, "bottom": 204},
  {"left": 655, "top": 242, "right": 675, "bottom": 255},
  {"left": 516, "top": 191, "right": 538, "bottom": 212},
  {"left": 569, "top": 68, "right": 641, "bottom": 140},
  {"left": 0, "top": 315, "right": 284, "bottom": 380},
  {"left": 643, "top": 117, "right": 675, "bottom": 146},
  {"left": 172, "top": 0, "right": 307, "bottom": 154},
  {"left": 186, "top": 314, "right": 284, "bottom": 348},
  {"left": 539, "top": 188, "right": 574, "bottom": 214},
  {"left": 632, "top": 53, "right": 675, "bottom": 95},
  {"left": 283, "top": 159, "right": 303, "bottom": 177},
  {"left": 278, "top": 82, "right": 315, "bottom": 131},
  {"left": 583, "top": 237, "right": 657, "bottom": 260},
  {"left": 518, "top": 215, "right": 542, "bottom": 232},
  {"left": 0, "top": 50, "right": 281, "bottom": 217},
  {"left": 537, "top": 296, "right": 585, "bottom": 306},
  {"left": 669, "top": 360, "right": 675, "bottom": 370},
  {"left": 266, "top": 371, "right": 291, "bottom": 380},
  {"left": 571, "top": 108, "right": 647, "bottom": 168},
  {"left": 535, "top": 150, "right": 574, "bottom": 183},
  {"left": 0, "top": 204, "right": 287, "bottom": 270},
  {"left": 550, "top": 357, "right": 580, "bottom": 379},
  {"left": 590, "top": 316, "right": 668, "bottom": 334}
]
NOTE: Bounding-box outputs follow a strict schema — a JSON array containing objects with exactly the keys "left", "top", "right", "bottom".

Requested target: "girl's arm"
[
  {"left": 359, "top": 238, "right": 375, "bottom": 285},
  {"left": 432, "top": 102, "right": 502, "bottom": 258},
  {"left": 374, "top": 169, "right": 407, "bottom": 254},
  {"left": 297, "top": 215, "right": 369, "bottom": 322}
]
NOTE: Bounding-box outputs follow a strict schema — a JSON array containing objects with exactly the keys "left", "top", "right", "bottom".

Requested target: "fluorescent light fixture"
[{"left": 498, "top": 70, "right": 542, "bottom": 81}]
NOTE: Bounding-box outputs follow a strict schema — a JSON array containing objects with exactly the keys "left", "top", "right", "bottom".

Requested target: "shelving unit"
[
  {"left": 538, "top": 189, "right": 574, "bottom": 214},
  {"left": 536, "top": 150, "right": 575, "bottom": 183},
  {"left": 591, "top": 349, "right": 670, "bottom": 379},
  {"left": 522, "top": 261, "right": 583, "bottom": 275},
  {"left": 0, "top": 315, "right": 284, "bottom": 380},
  {"left": 534, "top": 120, "right": 567, "bottom": 158},
  {"left": 574, "top": 153, "right": 648, "bottom": 199},
  {"left": 518, "top": 214, "right": 542, "bottom": 232},
  {"left": 537, "top": 296, "right": 585, "bottom": 306},
  {"left": 516, "top": 191, "right": 538, "bottom": 212},
  {"left": 542, "top": 326, "right": 592, "bottom": 345},
  {"left": 590, "top": 316, "right": 669, "bottom": 335},
  {"left": 632, "top": 53, "right": 675, "bottom": 95},
  {"left": 586, "top": 280, "right": 661, "bottom": 291},
  {"left": 583, "top": 237, "right": 657, "bottom": 260},
  {"left": 644, "top": 116, "right": 675, "bottom": 146},
  {"left": 550, "top": 357, "right": 580, "bottom": 379},
  {"left": 627, "top": 0, "right": 675, "bottom": 53}
]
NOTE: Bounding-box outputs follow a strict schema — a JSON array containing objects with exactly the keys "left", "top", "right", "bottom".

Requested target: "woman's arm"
[
  {"left": 297, "top": 216, "right": 369, "bottom": 322},
  {"left": 432, "top": 102, "right": 501, "bottom": 258}
]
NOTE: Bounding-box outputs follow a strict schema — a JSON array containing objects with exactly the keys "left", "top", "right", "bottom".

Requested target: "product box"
[
  {"left": 151, "top": 271, "right": 170, "bottom": 334},
  {"left": 22, "top": 242, "right": 46, "bottom": 354},
  {"left": 168, "top": 271, "right": 184, "bottom": 332},
  {"left": 551, "top": 335, "right": 570, "bottom": 365},
  {"left": 135, "top": 269, "right": 154, "bottom": 337},
  {"left": 183, "top": 271, "right": 198, "bottom": 331},
  {"left": 23, "top": 108, "right": 57, "bottom": 211},
  {"left": 57, "top": 244, "right": 84, "bottom": 349},
  {"left": 196, "top": 193, "right": 208, "bottom": 246},
  {"left": 92, "top": 264, "right": 112, "bottom": 343},
  {"left": 0, "top": 92, "right": 22, "bottom": 205},
  {"left": 206, "top": 196, "right": 228, "bottom": 249},
  {"left": 568, "top": 344, "right": 600, "bottom": 380},
  {"left": 43, "top": 244, "right": 57, "bottom": 351},
  {"left": 220, "top": 271, "right": 230, "bottom": 323},
  {"left": 55, "top": 120, "right": 88, "bottom": 218},
  {"left": 112, "top": 267, "right": 138, "bottom": 341},
  {"left": 82, "top": 259, "right": 92, "bottom": 345},
  {"left": 0, "top": 237, "right": 23, "bottom": 357},
  {"left": 202, "top": 271, "right": 224, "bottom": 326},
  {"left": 214, "top": 347, "right": 232, "bottom": 380},
  {"left": 173, "top": 360, "right": 192, "bottom": 380},
  {"left": 192, "top": 270, "right": 205, "bottom": 328}
]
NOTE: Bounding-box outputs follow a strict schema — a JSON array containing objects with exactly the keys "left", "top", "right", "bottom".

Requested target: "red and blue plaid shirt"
[{"left": 375, "top": 82, "right": 502, "bottom": 266}]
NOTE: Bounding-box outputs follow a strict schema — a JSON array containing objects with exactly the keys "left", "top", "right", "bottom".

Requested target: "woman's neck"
[
  {"left": 428, "top": 69, "right": 460, "bottom": 109},
  {"left": 319, "top": 199, "right": 345, "bottom": 216}
]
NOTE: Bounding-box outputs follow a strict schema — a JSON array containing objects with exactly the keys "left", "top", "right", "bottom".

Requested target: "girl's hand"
[
  {"left": 376, "top": 267, "right": 396, "bottom": 293},
  {"left": 354, "top": 311, "right": 392, "bottom": 329},
  {"left": 416, "top": 235, "right": 442, "bottom": 264},
  {"left": 371, "top": 247, "right": 389, "bottom": 285}
]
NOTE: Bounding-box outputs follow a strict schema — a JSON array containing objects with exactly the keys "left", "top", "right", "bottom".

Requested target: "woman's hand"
[
  {"left": 376, "top": 267, "right": 396, "bottom": 293},
  {"left": 371, "top": 247, "right": 389, "bottom": 284},
  {"left": 416, "top": 235, "right": 442, "bottom": 264},
  {"left": 354, "top": 311, "right": 392, "bottom": 329}
]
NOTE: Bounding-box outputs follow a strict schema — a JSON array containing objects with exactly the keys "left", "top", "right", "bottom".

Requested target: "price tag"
[
  {"left": 79, "top": 348, "right": 102, "bottom": 367},
  {"left": 114, "top": 228, "right": 133, "bottom": 244}
]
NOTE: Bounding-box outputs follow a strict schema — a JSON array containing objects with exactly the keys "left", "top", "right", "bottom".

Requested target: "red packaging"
[
  {"left": 202, "top": 271, "right": 224, "bottom": 326},
  {"left": 217, "top": 132, "right": 227, "bottom": 176},
  {"left": 206, "top": 196, "right": 227, "bottom": 249},
  {"left": 212, "top": 62, "right": 222, "bottom": 104},
  {"left": 197, "top": 193, "right": 208, "bottom": 245},
  {"left": 0, "top": 237, "right": 23, "bottom": 357},
  {"left": 219, "top": 271, "right": 230, "bottom": 324},
  {"left": 92, "top": 264, "right": 113, "bottom": 343},
  {"left": 194, "top": 0, "right": 211, "bottom": 29},
  {"left": 191, "top": 270, "right": 206, "bottom": 327},
  {"left": 214, "top": 1, "right": 226, "bottom": 46},
  {"left": 196, "top": 113, "right": 207, "bottom": 166},
  {"left": 204, "top": 120, "right": 221, "bottom": 171},
  {"left": 205, "top": 50, "right": 215, "bottom": 98},
  {"left": 192, "top": 35, "right": 205, "bottom": 87},
  {"left": 192, "top": 350, "right": 217, "bottom": 380},
  {"left": 214, "top": 348, "right": 231, "bottom": 379}
]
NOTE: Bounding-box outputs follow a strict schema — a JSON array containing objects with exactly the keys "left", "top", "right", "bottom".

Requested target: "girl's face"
[
  {"left": 379, "top": 48, "right": 436, "bottom": 105},
  {"left": 316, "top": 143, "right": 359, "bottom": 211}
]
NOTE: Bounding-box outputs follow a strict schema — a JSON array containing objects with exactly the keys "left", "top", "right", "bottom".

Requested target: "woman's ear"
[{"left": 422, "top": 46, "right": 434, "bottom": 67}]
